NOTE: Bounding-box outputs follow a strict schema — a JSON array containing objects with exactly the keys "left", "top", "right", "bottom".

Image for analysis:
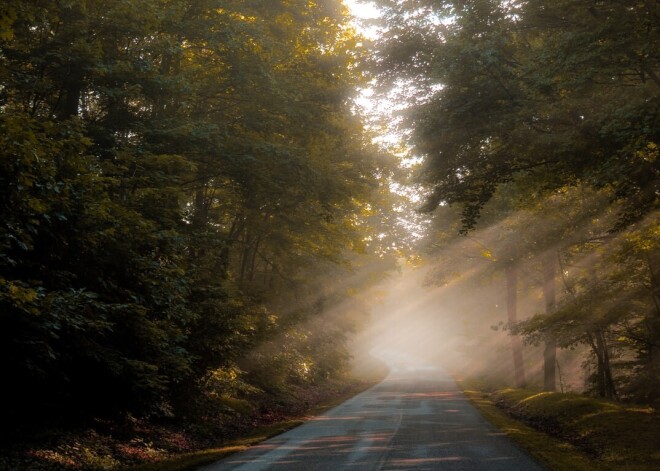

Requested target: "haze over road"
[{"left": 200, "top": 351, "right": 546, "bottom": 471}]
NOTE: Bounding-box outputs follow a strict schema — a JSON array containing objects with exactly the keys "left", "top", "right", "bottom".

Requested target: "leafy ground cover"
[
  {"left": 0, "top": 370, "right": 386, "bottom": 471},
  {"left": 462, "top": 383, "right": 660, "bottom": 471}
]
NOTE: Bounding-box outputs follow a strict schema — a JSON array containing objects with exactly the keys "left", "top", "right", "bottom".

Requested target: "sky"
[
  {"left": 345, "top": 0, "right": 382, "bottom": 26},
  {"left": 343, "top": 1, "right": 405, "bottom": 150},
  {"left": 345, "top": 1, "right": 382, "bottom": 46},
  {"left": 343, "top": 0, "right": 427, "bottom": 230}
]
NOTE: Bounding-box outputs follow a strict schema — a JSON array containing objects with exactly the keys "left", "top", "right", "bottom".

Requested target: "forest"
[
  {"left": 1, "top": 0, "right": 658, "bottom": 469},
  {"left": 372, "top": 0, "right": 659, "bottom": 404},
  {"left": 0, "top": 0, "right": 403, "bottom": 460}
]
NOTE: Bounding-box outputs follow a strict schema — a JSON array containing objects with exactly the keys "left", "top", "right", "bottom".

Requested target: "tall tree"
[
  {"left": 373, "top": 0, "right": 658, "bottom": 395},
  {"left": 0, "top": 0, "right": 399, "bottom": 431},
  {"left": 374, "top": 0, "right": 658, "bottom": 227}
]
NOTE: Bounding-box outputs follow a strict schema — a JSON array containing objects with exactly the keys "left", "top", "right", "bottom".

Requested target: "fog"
[
  {"left": 349, "top": 258, "right": 589, "bottom": 393},
  {"left": 345, "top": 185, "right": 659, "bottom": 396}
]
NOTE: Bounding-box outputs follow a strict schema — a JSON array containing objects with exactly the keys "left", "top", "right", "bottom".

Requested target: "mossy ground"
[{"left": 460, "top": 381, "right": 660, "bottom": 471}]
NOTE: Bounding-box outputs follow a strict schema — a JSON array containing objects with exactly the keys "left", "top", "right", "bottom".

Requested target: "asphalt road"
[{"left": 199, "top": 355, "right": 546, "bottom": 471}]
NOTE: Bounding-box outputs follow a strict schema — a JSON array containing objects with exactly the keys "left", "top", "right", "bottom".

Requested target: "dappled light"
[{"left": 1, "top": 0, "right": 657, "bottom": 469}]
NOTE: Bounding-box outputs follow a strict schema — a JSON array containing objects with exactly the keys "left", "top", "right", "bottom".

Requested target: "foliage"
[
  {"left": 375, "top": 0, "right": 659, "bottom": 229},
  {"left": 0, "top": 0, "right": 400, "bottom": 442},
  {"left": 374, "top": 0, "right": 659, "bottom": 401}
]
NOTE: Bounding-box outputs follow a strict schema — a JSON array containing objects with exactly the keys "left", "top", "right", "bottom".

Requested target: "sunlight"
[{"left": 344, "top": 0, "right": 381, "bottom": 26}]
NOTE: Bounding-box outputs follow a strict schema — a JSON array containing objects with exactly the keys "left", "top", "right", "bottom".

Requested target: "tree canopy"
[
  {"left": 0, "top": 0, "right": 401, "bottom": 431},
  {"left": 375, "top": 0, "right": 658, "bottom": 229},
  {"left": 374, "top": 0, "right": 659, "bottom": 400}
]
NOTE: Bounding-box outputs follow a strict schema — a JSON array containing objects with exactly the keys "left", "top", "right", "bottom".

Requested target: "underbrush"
[{"left": 0, "top": 376, "right": 378, "bottom": 471}]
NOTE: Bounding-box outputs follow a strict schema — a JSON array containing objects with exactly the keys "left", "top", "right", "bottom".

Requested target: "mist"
[{"left": 346, "top": 188, "right": 658, "bottom": 399}]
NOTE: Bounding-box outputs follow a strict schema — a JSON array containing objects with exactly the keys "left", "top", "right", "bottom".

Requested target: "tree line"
[
  {"left": 374, "top": 0, "right": 659, "bottom": 402},
  {"left": 0, "top": 0, "right": 400, "bottom": 433}
]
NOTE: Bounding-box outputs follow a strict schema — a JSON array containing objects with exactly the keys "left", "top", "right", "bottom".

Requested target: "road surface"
[{"left": 199, "top": 354, "right": 546, "bottom": 471}]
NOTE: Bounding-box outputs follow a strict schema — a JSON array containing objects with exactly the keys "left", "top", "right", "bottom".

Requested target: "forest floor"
[
  {"left": 0, "top": 359, "right": 389, "bottom": 471},
  {"left": 460, "top": 382, "right": 660, "bottom": 471}
]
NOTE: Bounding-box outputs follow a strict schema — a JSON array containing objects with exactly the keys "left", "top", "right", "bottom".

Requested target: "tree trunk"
[
  {"left": 506, "top": 264, "right": 527, "bottom": 388},
  {"left": 214, "top": 215, "right": 241, "bottom": 280},
  {"left": 248, "top": 236, "right": 261, "bottom": 282},
  {"left": 61, "top": 71, "right": 83, "bottom": 119},
  {"left": 239, "top": 230, "right": 252, "bottom": 283},
  {"left": 193, "top": 187, "right": 208, "bottom": 228},
  {"left": 587, "top": 328, "right": 617, "bottom": 399},
  {"left": 542, "top": 251, "right": 557, "bottom": 391},
  {"left": 191, "top": 186, "right": 209, "bottom": 261},
  {"left": 598, "top": 328, "right": 617, "bottom": 399}
]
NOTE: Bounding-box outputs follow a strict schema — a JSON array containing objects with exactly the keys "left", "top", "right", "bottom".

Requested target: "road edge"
[
  {"left": 128, "top": 372, "right": 390, "bottom": 471},
  {"left": 458, "top": 384, "right": 604, "bottom": 471}
]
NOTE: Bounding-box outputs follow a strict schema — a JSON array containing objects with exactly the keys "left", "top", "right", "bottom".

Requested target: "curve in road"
[{"left": 199, "top": 355, "right": 546, "bottom": 471}]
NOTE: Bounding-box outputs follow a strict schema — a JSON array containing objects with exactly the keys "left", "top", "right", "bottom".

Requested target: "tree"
[
  {"left": 374, "top": 0, "right": 659, "bottom": 229},
  {"left": 0, "top": 0, "right": 400, "bottom": 432},
  {"left": 373, "top": 0, "right": 658, "bottom": 397}
]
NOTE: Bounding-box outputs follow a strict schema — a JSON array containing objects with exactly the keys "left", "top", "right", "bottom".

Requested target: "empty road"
[{"left": 200, "top": 354, "right": 546, "bottom": 471}]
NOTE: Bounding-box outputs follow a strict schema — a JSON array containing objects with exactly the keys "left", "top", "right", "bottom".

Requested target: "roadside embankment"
[
  {"left": 0, "top": 355, "right": 389, "bottom": 471},
  {"left": 462, "top": 384, "right": 660, "bottom": 471}
]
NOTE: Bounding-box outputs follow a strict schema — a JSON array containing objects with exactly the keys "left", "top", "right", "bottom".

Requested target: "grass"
[
  {"left": 461, "top": 386, "right": 603, "bottom": 471},
  {"left": 459, "top": 381, "right": 660, "bottom": 471}
]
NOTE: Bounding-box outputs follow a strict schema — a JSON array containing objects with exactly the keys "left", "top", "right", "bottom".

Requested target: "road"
[{"left": 199, "top": 354, "right": 546, "bottom": 471}]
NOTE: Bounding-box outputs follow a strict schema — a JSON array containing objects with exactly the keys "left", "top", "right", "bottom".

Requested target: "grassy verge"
[{"left": 459, "top": 382, "right": 660, "bottom": 471}]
